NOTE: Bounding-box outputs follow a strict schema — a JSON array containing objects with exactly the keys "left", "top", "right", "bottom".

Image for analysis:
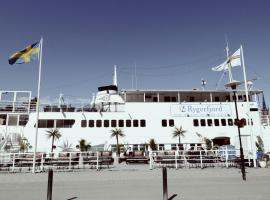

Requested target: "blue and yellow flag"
[{"left": 9, "top": 42, "right": 40, "bottom": 65}]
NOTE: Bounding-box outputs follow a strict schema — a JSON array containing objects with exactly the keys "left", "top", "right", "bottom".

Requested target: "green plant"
[
  {"left": 19, "top": 137, "right": 31, "bottom": 153},
  {"left": 77, "top": 139, "right": 91, "bottom": 152},
  {"left": 46, "top": 128, "right": 62, "bottom": 152},
  {"left": 110, "top": 128, "right": 125, "bottom": 156},
  {"left": 149, "top": 138, "right": 157, "bottom": 151},
  {"left": 172, "top": 126, "right": 186, "bottom": 145},
  {"left": 59, "top": 139, "right": 73, "bottom": 152}
]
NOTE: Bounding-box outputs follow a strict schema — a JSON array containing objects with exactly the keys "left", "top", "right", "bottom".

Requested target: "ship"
[{"left": 0, "top": 48, "right": 269, "bottom": 163}]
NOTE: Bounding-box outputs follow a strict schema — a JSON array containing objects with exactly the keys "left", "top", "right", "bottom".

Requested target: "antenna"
[
  {"left": 113, "top": 65, "right": 117, "bottom": 86},
  {"left": 225, "top": 35, "right": 234, "bottom": 83},
  {"left": 201, "top": 78, "right": 206, "bottom": 90}
]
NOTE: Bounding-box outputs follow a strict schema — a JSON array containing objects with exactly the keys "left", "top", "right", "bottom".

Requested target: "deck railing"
[
  {"left": 149, "top": 149, "right": 253, "bottom": 169},
  {"left": 0, "top": 151, "right": 114, "bottom": 172}
]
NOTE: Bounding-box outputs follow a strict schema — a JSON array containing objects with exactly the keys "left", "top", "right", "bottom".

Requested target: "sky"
[{"left": 0, "top": 0, "right": 270, "bottom": 104}]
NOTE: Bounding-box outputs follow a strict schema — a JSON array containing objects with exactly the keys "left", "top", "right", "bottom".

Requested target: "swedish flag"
[{"left": 9, "top": 42, "right": 40, "bottom": 65}]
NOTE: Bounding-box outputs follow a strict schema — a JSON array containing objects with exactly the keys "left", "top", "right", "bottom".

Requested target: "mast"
[
  {"left": 113, "top": 65, "right": 117, "bottom": 86},
  {"left": 226, "top": 40, "right": 234, "bottom": 82}
]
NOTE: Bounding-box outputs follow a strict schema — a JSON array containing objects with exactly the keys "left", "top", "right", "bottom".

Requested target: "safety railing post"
[
  {"left": 225, "top": 147, "right": 229, "bottom": 168},
  {"left": 69, "top": 153, "right": 72, "bottom": 171},
  {"left": 200, "top": 150, "right": 203, "bottom": 169},
  {"left": 12, "top": 153, "right": 15, "bottom": 172},
  {"left": 96, "top": 151, "right": 99, "bottom": 170},
  {"left": 175, "top": 151, "right": 178, "bottom": 169},
  {"left": 149, "top": 151, "right": 153, "bottom": 170}
]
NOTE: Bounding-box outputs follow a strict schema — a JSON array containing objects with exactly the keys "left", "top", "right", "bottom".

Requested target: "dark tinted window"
[
  {"left": 119, "top": 120, "right": 124, "bottom": 127},
  {"left": 200, "top": 119, "right": 206, "bottom": 126},
  {"left": 126, "top": 120, "right": 131, "bottom": 127},
  {"left": 133, "top": 119, "right": 139, "bottom": 127},
  {"left": 111, "top": 120, "right": 117, "bottom": 127},
  {"left": 214, "top": 119, "right": 219, "bottom": 126},
  {"left": 162, "top": 119, "right": 167, "bottom": 127},
  {"left": 221, "top": 119, "right": 226, "bottom": 126},
  {"left": 89, "top": 120, "right": 94, "bottom": 127},
  {"left": 193, "top": 119, "right": 199, "bottom": 127},
  {"left": 169, "top": 119, "right": 174, "bottom": 127},
  {"left": 96, "top": 120, "right": 102, "bottom": 127},
  {"left": 81, "top": 120, "right": 87, "bottom": 127},
  {"left": 228, "top": 119, "right": 233, "bottom": 126},
  {"left": 140, "top": 119, "right": 146, "bottom": 127},
  {"left": 104, "top": 120, "right": 109, "bottom": 127},
  {"left": 207, "top": 119, "right": 213, "bottom": 126}
]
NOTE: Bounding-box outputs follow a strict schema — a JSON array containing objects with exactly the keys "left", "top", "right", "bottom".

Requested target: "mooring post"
[
  {"left": 47, "top": 169, "right": 53, "bottom": 200},
  {"left": 162, "top": 167, "right": 168, "bottom": 200}
]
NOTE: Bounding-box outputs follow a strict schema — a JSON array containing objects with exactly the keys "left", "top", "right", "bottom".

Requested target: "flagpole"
[
  {"left": 32, "top": 37, "right": 43, "bottom": 173},
  {"left": 240, "top": 45, "right": 257, "bottom": 167}
]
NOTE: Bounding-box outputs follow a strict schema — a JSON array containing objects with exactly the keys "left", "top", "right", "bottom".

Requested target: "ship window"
[
  {"left": 140, "top": 119, "right": 146, "bottom": 127},
  {"left": 243, "top": 118, "right": 247, "bottom": 126},
  {"left": 104, "top": 120, "right": 109, "bottom": 127},
  {"left": 162, "top": 119, "right": 167, "bottom": 127},
  {"left": 111, "top": 120, "right": 117, "bottom": 127},
  {"left": 228, "top": 119, "right": 233, "bottom": 126},
  {"left": 38, "top": 120, "right": 47, "bottom": 128},
  {"left": 96, "top": 120, "right": 102, "bottom": 127},
  {"left": 214, "top": 97, "right": 220, "bottom": 102},
  {"left": 81, "top": 120, "right": 87, "bottom": 127},
  {"left": 225, "top": 95, "right": 230, "bottom": 102},
  {"left": 19, "top": 115, "right": 29, "bottom": 126},
  {"left": 0, "top": 114, "right": 7, "bottom": 125},
  {"left": 190, "top": 97, "right": 194, "bottom": 102},
  {"left": 133, "top": 119, "right": 139, "bottom": 127},
  {"left": 119, "top": 120, "right": 124, "bottom": 127},
  {"left": 153, "top": 97, "right": 158, "bottom": 102},
  {"left": 126, "top": 120, "right": 131, "bottom": 127},
  {"left": 200, "top": 119, "right": 206, "bottom": 126},
  {"left": 164, "top": 96, "right": 170, "bottom": 102},
  {"left": 193, "top": 119, "right": 199, "bottom": 127},
  {"left": 171, "top": 144, "right": 177, "bottom": 150},
  {"left": 171, "top": 97, "right": 177, "bottom": 102},
  {"left": 89, "top": 120, "right": 94, "bottom": 127},
  {"left": 158, "top": 144, "right": 165, "bottom": 151},
  {"left": 207, "top": 119, "right": 213, "bottom": 126},
  {"left": 169, "top": 119, "right": 174, "bottom": 127},
  {"left": 47, "top": 120, "right": 54, "bottom": 128},
  {"left": 214, "top": 119, "right": 219, "bottom": 126},
  {"left": 8, "top": 115, "right": 18, "bottom": 126},
  {"left": 133, "top": 144, "right": 138, "bottom": 151},
  {"left": 56, "top": 119, "right": 75, "bottom": 128},
  {"left": 221, "top": 119, "right": 226, "bottom": 126}
]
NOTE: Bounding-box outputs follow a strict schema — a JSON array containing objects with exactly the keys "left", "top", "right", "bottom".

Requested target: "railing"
[
  {"left": 0, "top": 151, "right": 114, "bottom": 172},
  {"left": 149, "top": 149, "right": 253, "bottom": 169}
]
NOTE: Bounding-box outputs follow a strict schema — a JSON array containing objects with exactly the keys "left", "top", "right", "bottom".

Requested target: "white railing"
[
  {"left": 149, "top": 149, "right": 253, "bottom": 169},
  {"left": 0, "top": 151, "right": 114, "bottom": 172}
]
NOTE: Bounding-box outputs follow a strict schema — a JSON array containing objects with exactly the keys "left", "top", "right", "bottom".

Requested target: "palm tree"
[
  {"left": 172, "top": 126, "right": 186, "bottom": 146},
  {"left": 76, "top": 139, "right": 91, "bottom": 152},
  {"left": 110, "top": 128, "right": 125, "bottom": 156},
  {"left": 46, "top": 128, "right": 62, "bottom": 152},
  {"left": 19, "top": 137, "right": 31, "bottom": 153}
]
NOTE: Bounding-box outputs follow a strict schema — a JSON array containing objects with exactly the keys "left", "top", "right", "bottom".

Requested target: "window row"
[
  {"left": 193, "top": 118, "right": 253, "bottom": 127},
  {"left": 81, "top": 119, "right": 146, "bottom": 128},
  {"left": 161, "top": 119, "right": 175, "bottom": 127},
  {"left": 38, "top": 119, "right": 75, "bottom": 128}
]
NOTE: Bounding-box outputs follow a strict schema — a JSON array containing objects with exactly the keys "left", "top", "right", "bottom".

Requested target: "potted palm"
[{"left": 256, "top": 136, "right": 269, "bottom": 168}]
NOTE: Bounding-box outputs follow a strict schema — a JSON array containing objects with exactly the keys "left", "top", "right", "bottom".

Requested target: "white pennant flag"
[{"left": 212, "top": 48, "right": 241, "bottom": 71}]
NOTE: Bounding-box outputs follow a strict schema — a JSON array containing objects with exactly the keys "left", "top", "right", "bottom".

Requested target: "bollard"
[
  {"left": 162, "top": 167, "right": 178, "bottom": 200},
  {"left": 162, "top": 167, "right": 168, "bottom": 200},
  {"left": 47, "top": 169, "right": 53, "bottom": 200}
]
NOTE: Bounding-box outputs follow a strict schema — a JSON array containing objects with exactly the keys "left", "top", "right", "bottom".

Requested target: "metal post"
[
  {"left": 162, "top": 167, "right": 168, "bottom": 200},
  {"left": 69, "top": 153, "right": 72, "bottom": 171},
  {"left": 149, "top": 151, "right": 153, "bottom": 170},
  {"left": 12, "top": 153, "right": 15, "bottom": 172},
  {"left": 200, "top": 150, "right": 203, "bottom": 169},
  {"left": 225, "top": 146, "right": 229, "bottom": 168},
  {"left": 233, "top": 91, "right": 246, "bottom": 181},
  {"left": 175, "top": 151, "right": 178, "bottom": 169},
  {"left": 47, "top": 169, "right": 53, "bottom": 200},
  {"left": 96, "top": 151, "right": 99, "bottom": 170}
]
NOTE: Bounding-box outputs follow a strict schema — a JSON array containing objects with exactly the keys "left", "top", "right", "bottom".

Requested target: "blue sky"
[{"left": 0, "top": 0, "right": 270, "bottom": 104}]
